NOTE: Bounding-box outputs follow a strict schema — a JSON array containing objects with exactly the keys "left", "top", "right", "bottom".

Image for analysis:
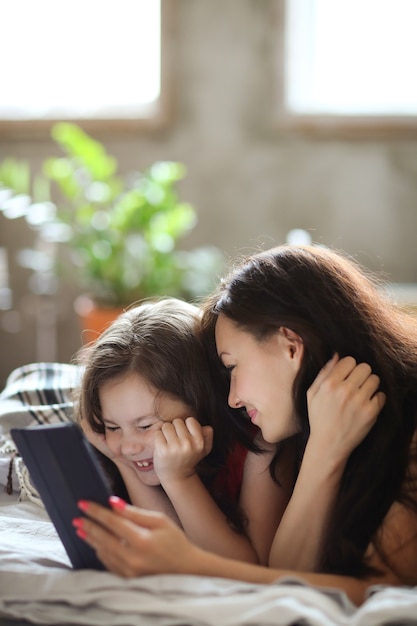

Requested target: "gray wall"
[{"left": 1, "top": 0, "right": 417, "bottom": 388}]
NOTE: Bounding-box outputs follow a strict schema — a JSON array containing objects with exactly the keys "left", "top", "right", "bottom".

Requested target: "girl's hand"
[
  {"left": 306, "top": 354, "right": 386, "bottom": 462},
  {"left": 153, "top": 417, "right": 213, "bottom": 484},
  {"left": 73, "top": 498, "right": 200, "bottom": 577}
]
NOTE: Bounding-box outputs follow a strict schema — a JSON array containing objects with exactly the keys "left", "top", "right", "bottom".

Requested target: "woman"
[
  {"left": 72, "top": 246, "right": 417, "bottom": 605},
  {"left": 75, "top": 297, "right": 284, "bottom": 564}
]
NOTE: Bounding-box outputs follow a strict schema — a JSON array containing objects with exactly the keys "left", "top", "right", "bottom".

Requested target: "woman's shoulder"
[
  {"left": 369, "top": 498, "right": 417, "bottom": 586},
  {"left": 369, "top": 436, "right": 417, "bottom": 586}
]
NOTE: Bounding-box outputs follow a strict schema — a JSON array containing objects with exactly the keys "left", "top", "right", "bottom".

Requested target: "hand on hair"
[
  {"left": 306, "top": 354, "right": 386, "bottom": 463},
  {"left": 152, "top": 417, "right": 214, "bottom": 484}
]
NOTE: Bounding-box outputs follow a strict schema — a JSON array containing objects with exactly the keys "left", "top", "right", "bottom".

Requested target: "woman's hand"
[
  {"left": 153, "top": 417, "right": 213, "bottom": 484},
  {"left": 306, "top": 354, "right": 386, "bottom": 462},
  {"left": 268, "top": 355, "right": 386, "bottom": 571},
  {"left": 73, "top": 497, "right": 201, "bottom": 577}
]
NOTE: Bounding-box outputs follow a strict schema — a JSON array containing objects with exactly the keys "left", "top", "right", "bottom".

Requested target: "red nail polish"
[
  {"left": 109, "top": 495, "right": 126, "bottom": 510},
  {"left": 72, "top": 517, "right": 84, "bottom": 529},
  {"left": 76, "top": 528, "right": 87, "bottom": 540},
  {"left": 78, "top": 500, "right": 89, "bottom": 512}
]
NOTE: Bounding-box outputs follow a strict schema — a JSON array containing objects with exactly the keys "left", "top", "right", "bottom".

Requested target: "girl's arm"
[
  {"left": 81, "top": 416, "right": 278, "bottom": 563},
  {"left": 164, "top": 451, "right": 287, "bottom": 565},
  {"left": 153, "top": 417, "right": 260, "bottom": 562},
  {"left": 113, "top": 463, "right": 181, "bottom": 525},
  {"left": 75, "top": 499, "right": 412, "bottom": 607},
  {"left": 268, "top": 354, "right": 386, "bottom": 570}
]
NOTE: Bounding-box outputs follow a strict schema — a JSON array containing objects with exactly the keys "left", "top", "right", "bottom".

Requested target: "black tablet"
[{"left": 11, "top": 421, "right": 112, "bottom": 570}]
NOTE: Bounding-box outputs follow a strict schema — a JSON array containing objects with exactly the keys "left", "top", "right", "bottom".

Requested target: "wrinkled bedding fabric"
[{"left": 1, "top": 496, "right": 417, "bottom": 626}]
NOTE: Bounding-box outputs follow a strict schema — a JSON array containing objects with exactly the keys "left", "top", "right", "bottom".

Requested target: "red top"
[{"left": 212, "top": 442, "right": 249, "bottom": 503}]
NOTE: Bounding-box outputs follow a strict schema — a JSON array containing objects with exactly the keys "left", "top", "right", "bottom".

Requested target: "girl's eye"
[
  {"left": 138, "top": 420, "right": 160, "bottom": 431},
  {"left": 104, "top": 425, "right": 119, "bottom": 432},
  {"left": 224, "top": 364, "right": 235, "bottom": 373},
  {"left": 139, "top": 424, "right": 153, "bottom": 431}
]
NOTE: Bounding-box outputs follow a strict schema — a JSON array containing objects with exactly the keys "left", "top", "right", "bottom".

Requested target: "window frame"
[
  {"left": 0, "top": 0, "right": 174, "bottom": 139},
  {"left": 273, "top": 0, "right": 417, "bottom": 139}
]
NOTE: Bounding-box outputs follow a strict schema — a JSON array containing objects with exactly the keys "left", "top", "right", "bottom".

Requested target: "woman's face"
[
  {"left": 215, "top": 314, "right": 303, "bottom": 444},
  {"left": 99, "top": 372, "right": 193, "bottom": 486}
]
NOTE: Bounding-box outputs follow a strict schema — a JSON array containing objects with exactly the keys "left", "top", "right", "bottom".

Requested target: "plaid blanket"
[
  {"left": 0, "top": 361, "right": 81, "bottom": 430},
  {"left": 0, "top": 362, "right": 82, "bottom": 501}
]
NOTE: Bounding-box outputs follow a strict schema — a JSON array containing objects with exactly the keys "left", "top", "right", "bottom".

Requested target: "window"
[
  {"left": 275, "top": 0, "right": 417, "bottom": 136},
  {"left": 0, "top": 0, "right": 171, "bottom": 136}
]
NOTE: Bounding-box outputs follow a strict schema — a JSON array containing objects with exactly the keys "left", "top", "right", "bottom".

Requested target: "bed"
[{"left": 1, "top": 363, "right": 417, "bottom": 626}]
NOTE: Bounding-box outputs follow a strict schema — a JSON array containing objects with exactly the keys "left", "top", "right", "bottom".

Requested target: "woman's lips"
[
  {"left": 133, "top": 459, "right": 154, "bottom": 472},
  {"left": 247, "top": 409, "right": 258, "bottom": 423}
]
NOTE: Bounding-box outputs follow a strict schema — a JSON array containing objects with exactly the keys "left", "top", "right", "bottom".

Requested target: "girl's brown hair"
[{"left": 75, "top": 297, "right": 259, "bottom": 530}]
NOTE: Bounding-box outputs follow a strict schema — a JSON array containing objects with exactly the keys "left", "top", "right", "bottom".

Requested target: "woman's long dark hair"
[
  {"left": 200, "top": 245, "right": 417, "bottom": 577},
  {"left": 75, "top": 297, "right": 259, "bottom": 531}
]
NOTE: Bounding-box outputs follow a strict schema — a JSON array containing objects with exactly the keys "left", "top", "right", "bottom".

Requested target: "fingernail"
[
  {"left": 72, "top": 517, "right": 84, "bottom": 529},
  {"left": 109, "top": 495, "right": 127, "bottom": 510},
  {"left": 78, "top": 500, "right": 89, "bottom": 512},
  {"left": 326, "top": 353, "right": 338, "bottom": 364},
  {"left": 76, "top": 528, "right": 87, "bottom": 540}
]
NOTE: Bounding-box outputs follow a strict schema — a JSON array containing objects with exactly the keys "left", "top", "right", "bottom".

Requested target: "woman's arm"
[
  {"left": 74, "top": 498, "right": 404, "bottom": 607},
  {"left": 268, "top": 355, "right": 386, "bottom": 570}
]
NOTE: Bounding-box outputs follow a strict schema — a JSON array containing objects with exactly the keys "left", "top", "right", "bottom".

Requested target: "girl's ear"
[{"left": 279, "top": 327, "right": 304, "bottom": 365}]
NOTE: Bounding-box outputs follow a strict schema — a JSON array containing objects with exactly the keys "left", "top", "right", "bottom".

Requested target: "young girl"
[
  {"left": 75, "top": 297, "right": 285, "bottom": 564},
  {"left": 73, "top": 246, "right": 417, "bottom": 605}
]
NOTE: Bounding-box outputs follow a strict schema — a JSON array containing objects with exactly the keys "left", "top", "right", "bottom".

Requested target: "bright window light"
[
  {"left": 285, "top": 0, "right": 417, "bottom": 116},
  {"left": 0, "top": 0, "right": 161, "bottom": 120}
]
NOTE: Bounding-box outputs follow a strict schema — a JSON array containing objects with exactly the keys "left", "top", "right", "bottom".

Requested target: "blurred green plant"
[{"left": 0, "top": 123, "right": 224, "bottom": 307}]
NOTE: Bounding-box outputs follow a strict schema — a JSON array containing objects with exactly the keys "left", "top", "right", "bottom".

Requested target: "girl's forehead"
[{"left": 156, "top": 394, "right": 194, "bottom": 422}]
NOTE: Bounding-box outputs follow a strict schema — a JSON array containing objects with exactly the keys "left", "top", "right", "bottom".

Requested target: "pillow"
[
  {"left": 0, "top": 362, "right": 82, "bottom": 434},
  {"left": 0, "top": 362, "right": 82, "bottom": 503}
]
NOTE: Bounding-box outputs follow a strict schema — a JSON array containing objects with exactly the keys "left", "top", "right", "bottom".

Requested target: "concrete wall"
[{"left": 1, "top": 0, "right": 417, "bottom": 387}]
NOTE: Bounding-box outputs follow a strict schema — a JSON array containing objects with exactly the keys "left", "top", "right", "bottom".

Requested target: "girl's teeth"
[{"left": 137, "top": 461, "right": 150, "bottom": 467}]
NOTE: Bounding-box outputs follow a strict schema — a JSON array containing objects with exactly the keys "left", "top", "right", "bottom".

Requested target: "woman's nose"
[{"left": 228, "top": 382, "right": 243, "bottom": 409}]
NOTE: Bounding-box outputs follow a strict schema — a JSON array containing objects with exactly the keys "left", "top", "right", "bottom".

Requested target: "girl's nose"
[{"left": 120, "top": 434, "right": 145, "bottom": 457}]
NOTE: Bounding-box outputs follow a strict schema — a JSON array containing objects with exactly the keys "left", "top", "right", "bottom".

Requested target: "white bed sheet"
[{"left": 1, "top": 484, "right": 417, "bottom": 626}]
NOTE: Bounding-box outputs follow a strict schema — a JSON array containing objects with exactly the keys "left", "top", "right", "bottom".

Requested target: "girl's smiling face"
[
  {"left": 215, "top": 314, "right": 304, "bottom": 444},
  {"left": 99, "top": 372, "right": 193, "bottom": 486}
]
